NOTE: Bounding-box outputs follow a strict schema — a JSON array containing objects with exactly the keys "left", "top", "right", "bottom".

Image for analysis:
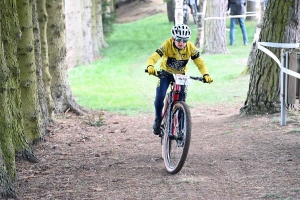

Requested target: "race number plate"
[{"left": 173, "top": 74, "right": 192, "bottom": 85}]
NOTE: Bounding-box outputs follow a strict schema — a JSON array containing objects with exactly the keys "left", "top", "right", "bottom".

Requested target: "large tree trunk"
[
  {"left": 0, "top": 0, "right": 38, "bottom": 197},
  {"left": 47, "top": 0, "right": 86, "bottom": 115},
  {"left": 2, "top": 0, "right": 38, "bottom": 168},
  {"left": 37, "top": 0, "right": 55, "bottom": 121},
  {"left": 202, "top": 0, "right": 228, "bottom": 54},
  {"left": 0, "top": 18, "right": 17, "bottom": 199},
  {"left": 17, "top": 0, "right": 43, "bottom": 142},
  {"left": 241, "top": 0, "right": 300, "bottom": 115}
]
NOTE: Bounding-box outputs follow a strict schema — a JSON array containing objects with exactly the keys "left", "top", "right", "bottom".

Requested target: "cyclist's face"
[{"left": 174, "top": 39, "right": 187, "bottom": 49}]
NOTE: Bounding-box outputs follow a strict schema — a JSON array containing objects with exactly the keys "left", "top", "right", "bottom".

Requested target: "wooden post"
[{"left": 286, "top": 51, "right": 297, "bottom": 105}]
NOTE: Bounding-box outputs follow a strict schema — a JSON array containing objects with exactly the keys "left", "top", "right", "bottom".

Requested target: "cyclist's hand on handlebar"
[
  {"left": 147, "top": 65, "right": 158, "bottom": 76},
  {"left": 203, "top": 74, "right": 213, "bottom": 83}
]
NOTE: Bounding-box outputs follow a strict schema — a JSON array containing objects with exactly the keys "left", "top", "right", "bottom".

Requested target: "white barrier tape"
[
  {"left": 258, "top": 42, "right": 300, "bottom": 79},
  {"left": 204, "top": 14, "right": 257, "bottom": 20},
  {"left": 259, "top": 42, "right": 300, "bottom": 49}
]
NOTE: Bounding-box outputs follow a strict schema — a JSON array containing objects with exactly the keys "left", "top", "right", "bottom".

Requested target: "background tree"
[
  {"left": 65, "top": 0, "right": 108, "bottom": 68},
  {"left": 47, "top": 0, "right": 86, "bottom": 114},
  {"left": 95, "top": 0, "right": 108, "bottom": 49},
  {"left": 202, "top": 0, "right": 228, "bottom": 54},
  {"left": 33, "top": 0, "right": 49, "bottom": 136},
  {"left": 167, "top": 0, "right": 175, "bottom": 23},
  {"left": 81, "top": 0, "right": 94, "bottom": 64},
  {"left": 65, "top": 0, "right": 84, "bottom": 68},
  {"left": 38, "top": 0, "right": 55, "bottom": 121},
  {"left": 194, "top": 0, "right": 205, "bottom": 48},
  {"left": 240, "top": 0, "right": 300, "bottom": 115}
]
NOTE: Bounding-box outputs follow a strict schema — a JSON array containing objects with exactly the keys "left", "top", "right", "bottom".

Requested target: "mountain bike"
[{"left": 146, "top": 70, "right": 204, "bottom": 174}]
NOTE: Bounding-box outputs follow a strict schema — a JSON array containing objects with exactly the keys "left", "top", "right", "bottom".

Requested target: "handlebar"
[{"left": 145, "top": 69, "right": 205, "bottom": 83}]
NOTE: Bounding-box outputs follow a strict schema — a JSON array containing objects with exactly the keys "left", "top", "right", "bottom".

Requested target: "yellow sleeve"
[
  {"left": 193, "top": 57, "right": 209, "bottom": 75},
  {"left": 146, "top": 52, "right": 161, "bottom": 67}
]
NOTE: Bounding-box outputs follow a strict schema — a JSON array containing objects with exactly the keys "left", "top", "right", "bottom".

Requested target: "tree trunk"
[
  {"left": 202, "top": 0, "right": 228, "bottom": 54},
  {"left": 0, "top": 0, "right": 38, "bottom": 197},
  {"left": 37, "top": 0, "right": 55, "bottom": 121},
  {"left": 174, "top": 0, "right": 183, "bottom": 24},
  {"left": 195, "top": 0, "right": 205, "bottom": 48},
  {"left": 246, "top": 0, "right": 256, "bottom": 21},
  {"left": 167, "top": 0, "right": 175, "bottom": 23},
  {"left": 2, "top": 0, "right": 38, "bottom": 168},
  {"left": 0, "top": 17, "right": 17, "bottom": 199},
  {"left": 17, "top": 0, "right": 43, "bottom": 142},
  {"left": 92, "top": 0, "right": 100, "bottom": 58},
  {"left": 245, "top": 0, "right": 266, "bottom": 74},
  {"left": 65, "top": 0, "right": 84, "bottom": 68},
  {"left": 241, "top": 0, "right": 300, "bottom": 115},
  {"left": 96, "top": 0, "right": 108, "bottom": 49},
  {"left": 47, "top": 0, "right": 86, "bottom": 115},
  {"left": 81, "top": 0, "right": 93, "bottom": 64},
  {"left": 32, "top": 0, "right": 49, "bottom": 138}
]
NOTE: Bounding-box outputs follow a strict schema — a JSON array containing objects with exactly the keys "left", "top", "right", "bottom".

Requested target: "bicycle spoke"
[{"left": 163, "top": 102, "right": 191, "bottom": 174}]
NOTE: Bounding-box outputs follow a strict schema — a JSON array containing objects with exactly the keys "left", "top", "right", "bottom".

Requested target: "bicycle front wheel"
[{"left": 163, "top": 101, "right": 191, "bottom": 174}]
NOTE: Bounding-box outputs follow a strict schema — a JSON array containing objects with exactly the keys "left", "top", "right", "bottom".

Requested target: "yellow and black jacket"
[{"left": 147, "top": 38, "right": 208, "bottom": 75}]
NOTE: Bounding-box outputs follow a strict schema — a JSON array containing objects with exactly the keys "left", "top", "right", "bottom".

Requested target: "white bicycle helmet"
[{"left": 171, "top": 24, "right": 192, "bottom": 39}]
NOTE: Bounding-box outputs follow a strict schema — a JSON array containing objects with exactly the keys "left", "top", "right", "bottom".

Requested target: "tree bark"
[
  {"left": 241, "top": 0, "right": 300, "bottom": 115},
  {"left": 81, "top": 0, "right": 93, "bottom": 64},
  {"left": 92, "top": 0, "right": 100, "bottom": 58},
  {"left": 96, "top": 0, "right": 108, "bottom": 49},
  {"left": 174, "top": 0, "right": 183, "bottom": 24},
  {"left": 0, "top": 15, "right": 17, "bottom": 199},
  {"left": 0, "top": 0, "right": 38, "bottom": 197},
  {"left": 245, "top": 0, "right": 266, "bottom": 74},
  {"left": 38, "top": 0, "right": 55, "bottom": 121},
  {"left": 195, "top": 0, "right": 205, "bottom": 48},
  {"left": 47, "top": 0, "right": 87, "bottom": 115},
  {"left": 202, "top": 0, "right": 228, "bottom": 54},
  {"left": 17, "top": 0, "right": 43, "bottom": 142},
  {"left": 65, "top": 0, "right": 84, "bottom": 68},
  {"left": 32, "top": 0, "right": 49, "bottom": 138}
]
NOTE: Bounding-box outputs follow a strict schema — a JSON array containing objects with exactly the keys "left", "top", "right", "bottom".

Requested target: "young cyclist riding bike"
[{"left": 146, "top": 24, "right": 213, "bottom": 136}]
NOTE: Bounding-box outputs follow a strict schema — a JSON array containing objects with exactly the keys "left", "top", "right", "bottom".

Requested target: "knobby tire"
[{"left": 163, "top": 101, "right": 191, "bottom": 174}]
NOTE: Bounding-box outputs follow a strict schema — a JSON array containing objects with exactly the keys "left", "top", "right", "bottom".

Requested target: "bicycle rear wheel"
[{"left": 163, "top": 101, "right": 191, "bottom": 174}]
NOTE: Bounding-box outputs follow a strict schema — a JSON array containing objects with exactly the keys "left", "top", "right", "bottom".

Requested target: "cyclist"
[{"left": 146, "top": 24, "right": 213, "bottom": 135}]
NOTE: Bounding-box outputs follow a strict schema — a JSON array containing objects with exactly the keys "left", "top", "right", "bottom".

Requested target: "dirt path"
[{"left": 14, "top": 103, "right": 300, "bottom": 199}]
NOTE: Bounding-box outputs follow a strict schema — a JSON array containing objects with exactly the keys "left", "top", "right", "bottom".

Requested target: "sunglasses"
[{"left": 175, "top": 38, "right": 189, "bottom": 43}]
